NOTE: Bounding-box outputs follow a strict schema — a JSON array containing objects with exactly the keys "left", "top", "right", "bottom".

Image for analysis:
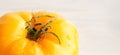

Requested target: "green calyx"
[{"left": 25, "top": 15, "right": 61, "bottom": 44}]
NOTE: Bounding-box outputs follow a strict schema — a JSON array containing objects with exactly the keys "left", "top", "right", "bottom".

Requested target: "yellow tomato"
[{"left": 0, "top": 11, "right": 78, "bottom": 55}]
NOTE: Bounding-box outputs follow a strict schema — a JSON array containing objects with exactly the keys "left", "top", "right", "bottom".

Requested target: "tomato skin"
[{"left": 0, "top": 11, "right": 78, "bottom": 55}]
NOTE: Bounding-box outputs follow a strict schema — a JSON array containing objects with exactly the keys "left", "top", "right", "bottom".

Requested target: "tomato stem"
[{"left": 26, "top": 15, "right": 61, "bottom": 44}]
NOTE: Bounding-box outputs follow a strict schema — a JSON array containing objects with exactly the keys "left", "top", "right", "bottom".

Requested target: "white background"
[{"left": 0, "top": 0, "right": 120, "bottom": 55}]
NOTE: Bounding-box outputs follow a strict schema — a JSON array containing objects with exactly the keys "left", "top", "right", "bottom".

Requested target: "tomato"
[{"left": 0, "top": 11, "right": 78, "bottom": 55}]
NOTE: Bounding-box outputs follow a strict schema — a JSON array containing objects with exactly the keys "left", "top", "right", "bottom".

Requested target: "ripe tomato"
[{"left": 0, "top": 11, "right": 78, "bottom": 55}]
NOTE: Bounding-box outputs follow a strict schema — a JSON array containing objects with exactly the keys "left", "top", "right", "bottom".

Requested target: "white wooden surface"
[{"left": 0, "top": 0, "right": 120, "bottom": 55}]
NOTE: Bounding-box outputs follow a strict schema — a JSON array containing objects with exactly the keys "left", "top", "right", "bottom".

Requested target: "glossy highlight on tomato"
[{"left": 0, "top": 11, "right": 78, "bottom": 55}]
